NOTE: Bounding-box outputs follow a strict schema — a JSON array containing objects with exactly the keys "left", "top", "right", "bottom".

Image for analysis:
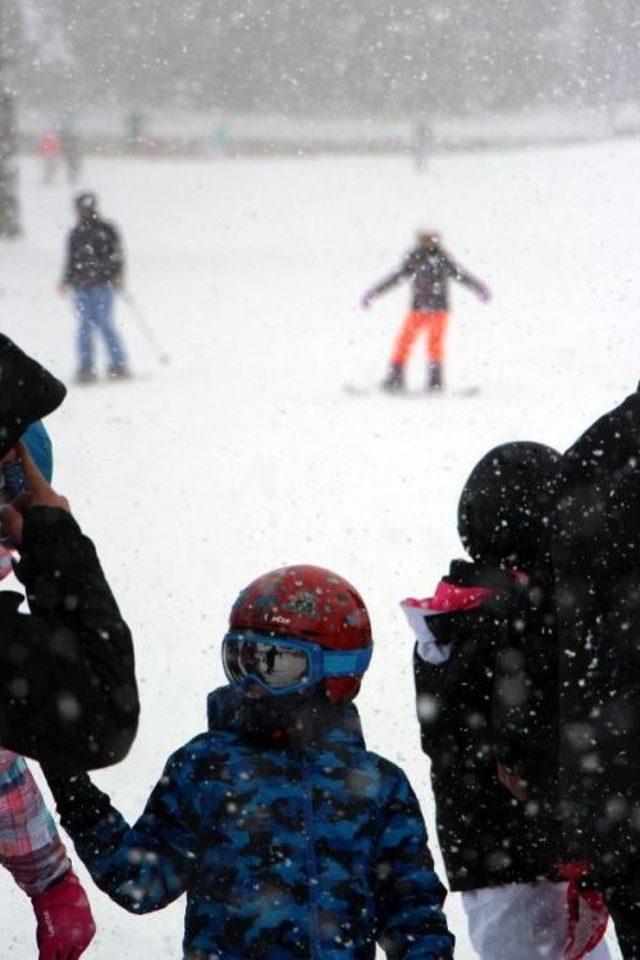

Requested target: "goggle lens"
[{"left": 224, "top": 635, "right": 311, "bottom": 691}]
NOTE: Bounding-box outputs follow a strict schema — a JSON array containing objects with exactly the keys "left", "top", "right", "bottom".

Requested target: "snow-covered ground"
[{"left": 2, "top": 143, "right": 638, "bottom": 957}]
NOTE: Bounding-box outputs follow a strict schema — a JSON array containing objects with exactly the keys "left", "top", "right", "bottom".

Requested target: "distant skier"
[
  {"left": 362, "top": 230, "right": 490, "bottom": 392},
  {"left": 413, "top": 121, "right": 433, "bottom": 172},
  {"left": 45, "top": 565, "right": 454, "bottom": 960},
  {"left": 59, "top": 192, "right": 131, "bottom": 383},
  {"left": 37, "top": 130, "right": 61, "bottom": 185}
]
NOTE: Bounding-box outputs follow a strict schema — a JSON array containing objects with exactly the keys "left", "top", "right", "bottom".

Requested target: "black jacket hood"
[{"left": 458, "top": 441, "right": 561, "bottom": 566}]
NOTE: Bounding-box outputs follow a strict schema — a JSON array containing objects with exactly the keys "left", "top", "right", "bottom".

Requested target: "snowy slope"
[{"left": 2, "top": 143, "right": 637, "bottom": 957}]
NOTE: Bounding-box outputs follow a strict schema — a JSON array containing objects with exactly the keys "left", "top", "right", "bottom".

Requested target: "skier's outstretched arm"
[
  {"left": 45, "top": 747, "right": 199, "bottom": 915},
  {"left": 0, "top": 445, "right": 139, "bottom": 771},
  {"left": 375, "top": 767, "right": 454, "bottom": 959},
  {"left": 363, "top": 254, "right": 416, "bottom": 307},
  {"left": 444, "top": 253, "right": 490, "bottom": 301}
]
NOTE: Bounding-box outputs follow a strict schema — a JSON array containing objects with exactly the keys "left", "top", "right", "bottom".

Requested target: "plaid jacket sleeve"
[{"left": 0, "top": 749, "right": 70, "bottom": 897}]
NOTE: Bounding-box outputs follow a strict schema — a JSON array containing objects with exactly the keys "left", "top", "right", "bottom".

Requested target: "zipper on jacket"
[{"left": 302, "top": 763, "right": 320, "bottom": 959}]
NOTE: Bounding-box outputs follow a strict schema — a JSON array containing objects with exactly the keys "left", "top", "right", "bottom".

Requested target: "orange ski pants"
[{"left": 390, "top": 310, "right": 449, "bottom": 365}]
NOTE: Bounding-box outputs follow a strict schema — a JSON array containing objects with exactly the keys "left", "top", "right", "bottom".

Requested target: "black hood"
[{"left": 458, "top": 442, "right": 561, "bottom": 566}]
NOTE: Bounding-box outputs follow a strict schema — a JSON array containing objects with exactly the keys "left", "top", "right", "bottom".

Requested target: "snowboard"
[{"left": 343, "top": 382, "right": 480, "bottom": 399}]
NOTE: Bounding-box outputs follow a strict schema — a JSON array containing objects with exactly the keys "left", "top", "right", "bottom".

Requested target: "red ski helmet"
[{"left": 228, "top": 565, "right": 373, "bottom": 703}]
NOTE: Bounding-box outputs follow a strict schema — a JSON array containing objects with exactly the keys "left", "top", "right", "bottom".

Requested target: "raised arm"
[
  {"left": 363, "top": 251, "right": 417, "bottom": 307},
  {"left": 443, "top": 251, "right": 490, "bottom": 301}
]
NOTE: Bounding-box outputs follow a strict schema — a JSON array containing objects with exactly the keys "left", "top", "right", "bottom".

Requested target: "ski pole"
[{"left": 119, "top": 290, "right": 171, "bottom": 365}]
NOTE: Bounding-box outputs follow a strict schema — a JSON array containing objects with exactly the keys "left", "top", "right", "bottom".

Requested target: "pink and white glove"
[{"left": 32, "top": 870, "right": 96, "bottom": 960}]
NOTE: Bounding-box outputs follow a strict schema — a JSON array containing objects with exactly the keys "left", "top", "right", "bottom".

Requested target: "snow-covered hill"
[{"left": 2, "top": 143, "right": 636, "bottom": 957}]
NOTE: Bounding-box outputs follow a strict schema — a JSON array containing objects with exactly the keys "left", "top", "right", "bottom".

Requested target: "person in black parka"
[
  {"left": 553, "top": 388, "right": 640, "bottom": 958},
  {"left": 0, "top": 334, "right": 138, "bottom": 772},
  {"left": 409, "top": 442, "right": 614, "bottom": 959}
]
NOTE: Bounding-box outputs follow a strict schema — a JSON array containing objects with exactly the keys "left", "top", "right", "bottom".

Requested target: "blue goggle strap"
[{"left": 322, "top": 646, "right": 372, "bottom": 677}]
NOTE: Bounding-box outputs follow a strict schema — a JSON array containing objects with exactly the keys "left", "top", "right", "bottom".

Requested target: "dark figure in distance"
[{"left": 59, "top": 192, "right": 130, "bottom": 383}]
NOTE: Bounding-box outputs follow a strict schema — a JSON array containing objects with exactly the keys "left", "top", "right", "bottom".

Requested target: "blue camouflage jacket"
[{"left": 54, "top": 687, "right": 453, "bottom": 960}]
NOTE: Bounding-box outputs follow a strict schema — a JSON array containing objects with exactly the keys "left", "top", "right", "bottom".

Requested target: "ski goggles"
[{"left": 222, "top": 629, "right": 372, "bottom": 696}]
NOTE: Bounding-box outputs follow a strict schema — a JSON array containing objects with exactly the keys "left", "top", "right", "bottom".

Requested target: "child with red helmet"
[{"left": 45, "top": 565, "right": 454, "bottom": 959}]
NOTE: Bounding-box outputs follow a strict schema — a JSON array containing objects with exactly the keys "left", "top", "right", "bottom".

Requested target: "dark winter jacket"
[
  {"left": 368, "top": 244, "right": 485, "bottom": 312},
  {"left": 48, "top": 685, "right": 454, "bottom": 960},
  {"left": 0, "top": 507, "right": 138, "bottom": 772},
  {"left": 413, "top": 559, "right": 560, "bottom": 892},
  {"left": 553, "top": 390, "right": 640, "bottom": 893},
  {"left": 62, "top": 217, "right": 124, "bottom": 288}
]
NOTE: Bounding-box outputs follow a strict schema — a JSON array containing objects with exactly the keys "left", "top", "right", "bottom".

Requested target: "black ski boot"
[
  {"left": 427, "top": 362, "right": 444, "bottom": 392},
  {"left": 380, "top": 363, "right": 405, "bottom": 393},
  {"left": 0, "top": 335, "right": 67, "bottom": 459}
]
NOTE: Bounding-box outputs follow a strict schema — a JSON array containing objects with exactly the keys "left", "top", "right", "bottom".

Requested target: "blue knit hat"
[{"left": 2, "top": 421, "right": 53, "bottom": 495}]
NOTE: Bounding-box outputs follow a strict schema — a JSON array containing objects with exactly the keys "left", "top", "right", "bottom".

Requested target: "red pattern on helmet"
[{"left": 229, "top": 565, "right": 372, "bottom": 702}]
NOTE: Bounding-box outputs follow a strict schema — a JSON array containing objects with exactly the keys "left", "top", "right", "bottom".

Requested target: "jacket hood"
[{"left": 458, "top": 442, "right": 561, "bottom": 566}]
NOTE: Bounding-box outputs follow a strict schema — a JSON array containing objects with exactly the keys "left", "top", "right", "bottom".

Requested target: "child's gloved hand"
[{"left": 32, "top": 870, "right": 96, "bottom": 960}]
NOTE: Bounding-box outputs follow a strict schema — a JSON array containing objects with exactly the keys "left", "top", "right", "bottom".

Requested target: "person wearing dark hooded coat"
[
  {"left": 552, "top": 388, "right": 640, "bottom": 959},
  {"left": 0, "top": 334, "right": 138, "bottom": 772},
  {"left": 407, "top": 442, "right": 613, "bottom": 959}
]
